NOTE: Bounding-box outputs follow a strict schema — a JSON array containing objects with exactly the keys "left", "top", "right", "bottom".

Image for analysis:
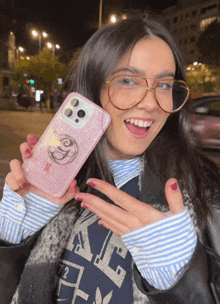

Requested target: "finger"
[
  {"left": 98, "top": 219, "right": 129, "bottom": 236},
  {"left": 63, "top": 179, "right": 80, "bottom": 201},
  {"left": 78, "top": 192, "right": 143, "bottom": 232},
  {"left": 165, "top": 178, "right": 184, "bottom": 215},
  {"left": 27, "top": 134, "right": 38, "bottom": 149},
  {"left": 10, "top": 159, "right": 28, "bottom": 187},
  {"left": 20, "top": 142, "right": 32, "bottom": 162},
  {"left": 5, "top": 172, "right": 21, "bottom": 191},
  {"left": 77, "top": 192, "right": 131, "bottom": 224},
  {"left": 40, "top": 179, "right": 79, "bottom": 205},
  {"left": 66, "top": 179, "right": 77, "bottom": 192},
  {"left": 86, "top": 178, "right": 150, "bottom": 216}
]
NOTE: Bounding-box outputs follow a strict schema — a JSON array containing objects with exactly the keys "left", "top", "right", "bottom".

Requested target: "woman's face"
[{"left": 100, "top": 36, "right": 176, "bottom": 160}]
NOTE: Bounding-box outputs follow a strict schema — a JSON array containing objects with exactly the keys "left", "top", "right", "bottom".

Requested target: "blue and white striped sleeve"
[
  {"left": 0, "top": 183, "right": 62, "bottom": 244},
  {"left": 121, "top": 207, "right": 197, "bottom": 290}
]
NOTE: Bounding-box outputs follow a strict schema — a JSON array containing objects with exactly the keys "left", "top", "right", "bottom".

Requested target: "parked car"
[{"left": 189, "top": 96, "right": 220, "bottom": 149}]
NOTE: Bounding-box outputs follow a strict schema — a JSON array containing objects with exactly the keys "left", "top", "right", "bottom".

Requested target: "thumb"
[{"left": 165, "top": 178, "right": 184, "bottom": 215}]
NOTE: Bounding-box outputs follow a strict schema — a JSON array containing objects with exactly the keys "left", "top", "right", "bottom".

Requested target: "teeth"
[{"left": 125, "top": 118, "right": 153, "bottom": 128}]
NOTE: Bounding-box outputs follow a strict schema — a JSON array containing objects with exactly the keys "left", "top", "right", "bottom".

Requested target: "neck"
[{"left": 104, "top": 141, "right": 140, "bottom": 161}]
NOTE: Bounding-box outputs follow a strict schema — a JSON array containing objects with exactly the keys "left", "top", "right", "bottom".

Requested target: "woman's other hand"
[
  {"left": 75, "top": 178, "right": 184, "bottom": 236},
  {"left": 5, "top": 134, "right": 79, "bottom": 205}
]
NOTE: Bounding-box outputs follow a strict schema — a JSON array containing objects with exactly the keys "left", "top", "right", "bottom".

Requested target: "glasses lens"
[
  {"left": 109, "top": 75, "right": 146, "bottom": 109},
  {"left": 156, "top": 80, "right": 189, "bottom": 112}
]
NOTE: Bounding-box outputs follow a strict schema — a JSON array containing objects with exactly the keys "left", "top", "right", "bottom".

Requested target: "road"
[{"left": 0, "top": 110, "right": 54, "bottom": 198}]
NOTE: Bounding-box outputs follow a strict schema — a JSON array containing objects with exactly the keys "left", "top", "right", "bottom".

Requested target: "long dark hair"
[{"left": 64, "top": 14, "right": 220, "bottom": 230}]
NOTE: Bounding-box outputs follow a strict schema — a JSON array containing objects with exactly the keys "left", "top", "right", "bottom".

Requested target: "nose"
[{"left": 136, "top": 87, "right": 159, "bottom": 112}]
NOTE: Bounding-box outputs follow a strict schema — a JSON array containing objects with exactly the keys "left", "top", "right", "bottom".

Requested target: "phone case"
[{"left": 23, "top": 92, "right": 111, "bottom": 197}]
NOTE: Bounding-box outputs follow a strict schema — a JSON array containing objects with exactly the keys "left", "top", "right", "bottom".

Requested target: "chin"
[{"left": 109, "top": 147, "right": 147, "bottom": 160}]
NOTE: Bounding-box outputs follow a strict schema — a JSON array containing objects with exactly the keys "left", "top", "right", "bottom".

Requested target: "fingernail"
[
  {"left": 171, "top": 182, "right": 177, "bottom": 191},
  {"left": 81, "top": 202, "right": 89, "bottom": 209},
  {"left": 99, "top": 220, "right": 104, "bottom": 226},
  {"left": 25, "top": 149, "right": 31, "bottom": 156},
  {"left": 22, "top": 182, "right": 29, "bottom": 189},
  {"left": 87, "top": 180, "right": 96, "bottom": 188},
  {"left": 75, "top": 195, "right": 84, "bottom": 201},
  {"left": 29, "top": 136, "right": 37, "bottom": 144},
  {"left": 69, "top": 180, "right": 77, "bottom": 191}
]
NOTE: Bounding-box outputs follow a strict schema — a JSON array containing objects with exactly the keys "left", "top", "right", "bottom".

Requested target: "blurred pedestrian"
[
  {"left": 40, "top": 92, "right": 46, "bottom": 111},
  {"left": 49, "top": 92, "right": 54, "bottom": 110}
]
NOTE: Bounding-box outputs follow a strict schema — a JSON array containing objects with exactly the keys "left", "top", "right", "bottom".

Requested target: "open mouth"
[
  {"left": 124, "top": 118, "right": 153, "bottom": 130},
  {"left": 124, "top": 118, "right": 153, "bottom": 138}
]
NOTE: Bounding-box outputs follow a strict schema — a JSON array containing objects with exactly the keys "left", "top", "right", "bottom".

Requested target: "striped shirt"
[
  {"left": 122, "top": 208, "right": 197, "bottom": 289},
  {"left": 0, "top": 156, "right": 197, "bottom": 290},
  {"left": 0, "top": 184, "right": 62, "bottom": 243},
  {"left": 108, "top": 157, "right": 140, "bottom": 188}
]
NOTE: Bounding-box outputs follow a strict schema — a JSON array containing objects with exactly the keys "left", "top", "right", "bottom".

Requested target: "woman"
[{"left": 1, "top": 14, "right": 220, "bottom": 304}]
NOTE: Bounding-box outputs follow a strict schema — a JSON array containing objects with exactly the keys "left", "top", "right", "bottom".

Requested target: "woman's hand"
[
  {"left": 75, "top": 178, "right": 184, "bottom": 236},
  {"left": 5, "top": 134, "right": 79, "bottom": 205}
]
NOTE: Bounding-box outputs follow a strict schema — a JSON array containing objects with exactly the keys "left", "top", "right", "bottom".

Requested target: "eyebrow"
[{"left": 110, "top": 67, "right": 175, "bottom": 79}]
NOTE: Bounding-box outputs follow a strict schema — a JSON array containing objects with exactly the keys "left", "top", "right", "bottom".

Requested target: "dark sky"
[{"left": 14, "top": 0, "right": 178, "bottom": 55}]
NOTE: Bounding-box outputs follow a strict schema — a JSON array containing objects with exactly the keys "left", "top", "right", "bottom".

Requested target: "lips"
[{"left": 124, "top": 118, "right": 153, "bottom": 139}]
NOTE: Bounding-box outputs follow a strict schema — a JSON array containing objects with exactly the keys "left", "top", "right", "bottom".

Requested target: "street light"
[
  {"left": 31, "top": 30, "right": 48, "bottom": 53},
  {"left": 42, "top": 32, "right": 47, "bottom": 38},
  {"left": 99, "top": 0, "right": 103, "bottom": 28},
  {"left": 16, "top": 46, "right": 24, "bottom": 59},
  {"left": 47, "top": 42, "right": 60, "bottom": 56},
  {"left": 18, "top": 47, "right": 24, "bottom": 52},
  {"left": 110, "top": 14, "right": 117, "bottom": 24}
]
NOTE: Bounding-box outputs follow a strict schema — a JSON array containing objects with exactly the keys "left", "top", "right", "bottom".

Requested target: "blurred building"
[
  {"left": 0, "top": 13, "right": 16, "bottom": 97},
  {"left": 160, "top": 0, "right": 220, "bottom": 64}
]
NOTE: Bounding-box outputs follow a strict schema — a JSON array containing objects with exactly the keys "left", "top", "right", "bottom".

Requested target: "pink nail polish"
[
  {"left": 99, "top": 220, "right": 104, "bottom": 226},
  {"left": 75, "top": 195, "right": 84, "bottom": 201},
  {"left": 25, "top": 149, "right": 31, "bottom": 155},
  {"left": 81, "top": 202, "right": 89, "bottom": 209},
  {"left": 22, "top": 182, "right": 29, "bottom": 189},
  {"left": 87, "top": 180, "right": 96, "bottom": 188},
  {"left": 29, "top": 136, "right": 37, "bottom": 144},
  {"left": 171, "top": 182, "right": 177, "bottom": 191}
]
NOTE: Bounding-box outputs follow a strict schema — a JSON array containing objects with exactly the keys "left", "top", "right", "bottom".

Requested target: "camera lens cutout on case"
[
  {"left": 64, "top": 108, "right": 73, "bottom": 117},
  {"left": 71, "top": 98, "right": 79, "bottom": 107},
  {"left": 77, "top": 109, "right": 86, "bottom": 118}
]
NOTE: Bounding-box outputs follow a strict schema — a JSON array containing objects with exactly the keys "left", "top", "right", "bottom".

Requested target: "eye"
[
  {"left": 121, "top": 77, "right": 135, "bottom": 85},
  {"left": 157, "top": 81, "right": 173, "bottom": 90},
  {"left": 113, "top": 75, "right": 141, "bottom": 88}
]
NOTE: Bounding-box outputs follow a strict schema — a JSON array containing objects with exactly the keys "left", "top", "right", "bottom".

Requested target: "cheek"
[
  {"left": 156, "top": 113, "right": 170, "bottom": 130},
  {"left": 101, "top": 91, "right": 124, "bottom": 127}
]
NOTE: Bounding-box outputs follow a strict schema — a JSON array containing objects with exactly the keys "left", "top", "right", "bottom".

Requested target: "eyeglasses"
[{"left": 106, "top": 75, "right": 190, "bottom": 113}]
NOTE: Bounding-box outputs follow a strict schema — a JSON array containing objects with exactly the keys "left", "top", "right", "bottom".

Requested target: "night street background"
[
  {"left": 10, "top": 0, "right": 178, "bottom": 54},
  {"left": 1, "top": 0, "right": 220, "bottom": 198},
  {"left": 1, "top": 0, "right": 180, "bottom": 197}
]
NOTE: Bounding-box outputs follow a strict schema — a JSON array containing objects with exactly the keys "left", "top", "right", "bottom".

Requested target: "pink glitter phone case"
[{"left": 23, "top": 92, "right": 111, "bottom": 197}]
